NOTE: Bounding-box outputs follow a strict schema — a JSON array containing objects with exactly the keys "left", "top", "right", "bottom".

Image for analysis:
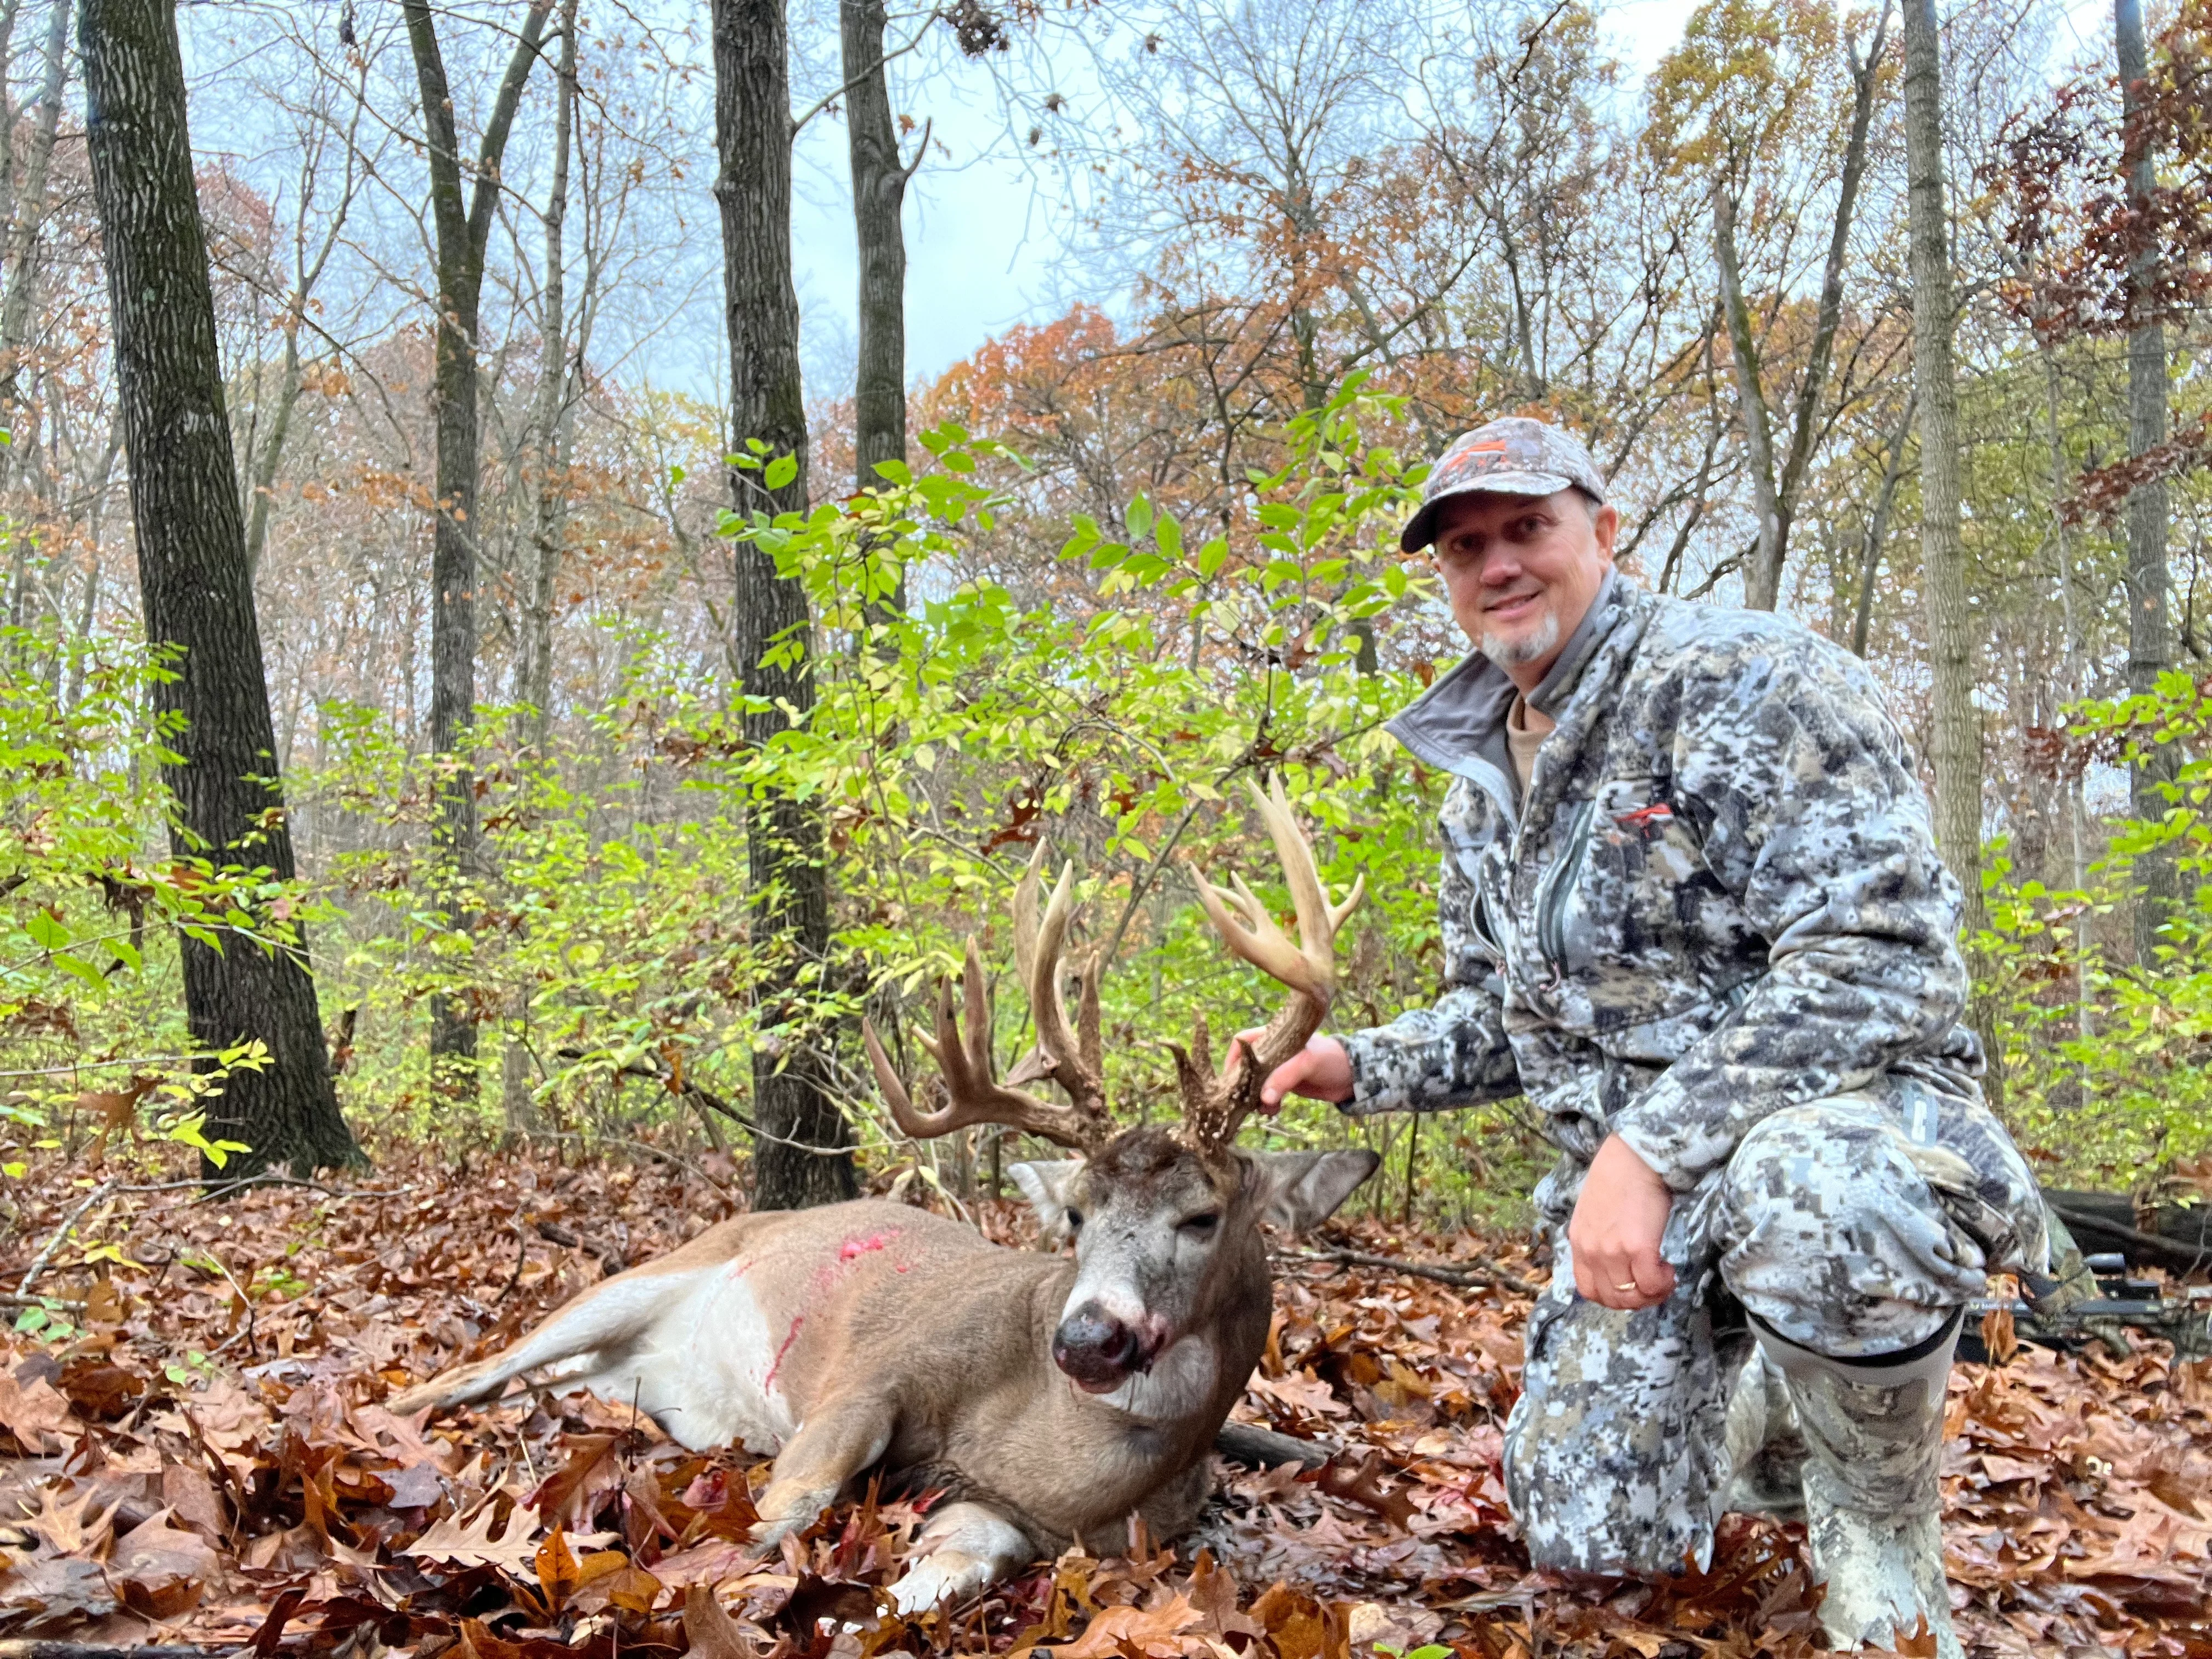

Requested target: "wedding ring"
[{"left": 1615, "top": 1282, "right": 1638, "bottom": 1292}]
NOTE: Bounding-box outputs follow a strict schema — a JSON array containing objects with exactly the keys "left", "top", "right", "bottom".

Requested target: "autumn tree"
[{"left": 1647, "top": 0, "right": 1893, "bottom": 611}]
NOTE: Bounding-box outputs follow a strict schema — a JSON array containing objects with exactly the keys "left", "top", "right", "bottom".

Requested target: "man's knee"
[{"left": 1718, "top": 1099, "right": 1984, "bottom": 1355}]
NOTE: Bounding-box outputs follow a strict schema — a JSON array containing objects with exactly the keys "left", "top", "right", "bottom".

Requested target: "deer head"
[{"left": 864, "top": 778, "right": 1377, "bottom": 1405}]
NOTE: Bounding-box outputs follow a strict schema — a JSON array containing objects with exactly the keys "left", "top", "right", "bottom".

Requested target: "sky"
[{"left": 785, "top": 0, "right": 2125, "bottom": 400}]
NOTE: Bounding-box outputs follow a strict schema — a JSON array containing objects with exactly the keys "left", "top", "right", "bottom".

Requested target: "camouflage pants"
[{"left": 1501, "top": 1085, "right": 2046, "bottom": 1577}]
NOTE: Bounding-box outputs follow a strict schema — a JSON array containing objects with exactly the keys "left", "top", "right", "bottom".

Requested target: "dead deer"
[{"left": 391, "top": 779, "right": 1378, "bottom": 1612}]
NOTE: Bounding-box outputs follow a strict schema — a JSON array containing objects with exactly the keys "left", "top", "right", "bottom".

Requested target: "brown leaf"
[
  {"left": 1311, "top": 1451, "right": 1418, "bottom": 1528},
  {"left": 22, "top": 1483, "right": 118, "bottom": 1556},
  {"left": 161, "top": 1463, "right": 228, "bottom": 1540},
  {"left": 109, "top": 1508, "right": 221, "bottom": 1620},
  {"left": 0, "top": 1371, "right": 76, "bottom": 1455},
  {"left": 529, "top": 1431, "right": 624, "bottom": 1531},
  {"left": 684, "top": 1581, "right": 758, "bottom": 1659},
  {"left": 403, "top": 1503, "right": 543, "bottom": 1576},
  {"left": 1980, "top": 1304, "right": 2019, "bottom": 1367}
]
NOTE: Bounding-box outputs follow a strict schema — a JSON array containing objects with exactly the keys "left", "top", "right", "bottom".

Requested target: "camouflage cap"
[{"left": 1400, "top": 417, "right": 1607, "bottom": 552}]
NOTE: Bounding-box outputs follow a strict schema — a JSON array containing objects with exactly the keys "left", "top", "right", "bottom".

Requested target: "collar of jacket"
[{"left": 1384, "top": 566, "right": 1629, "bottom": 783}]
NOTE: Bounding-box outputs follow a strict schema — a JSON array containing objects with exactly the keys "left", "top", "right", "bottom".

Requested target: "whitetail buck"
[{"left": 392, "top": 780, "right": 1378, "bottom": 1612}]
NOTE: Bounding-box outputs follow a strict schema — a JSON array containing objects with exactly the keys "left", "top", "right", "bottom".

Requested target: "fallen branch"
[
  {"left": 0, "top": 1294, "right": 87, "bottom": 1313},
  {"left": 535, "top": 1218, "right": 627, "bottom": 1276},
  {"left": 15, "top": 1179, "right": 119, "bottom": 1297},
  {"left": 2049, "top": 1201, "right": 2210, "bottom": 1274},
  {"left": 1286, "top": 1244, "right": 1538, "bottom": 1298},
  {"left": 1215, "top": 1421, "right": 1332, "bottom": 1469}
]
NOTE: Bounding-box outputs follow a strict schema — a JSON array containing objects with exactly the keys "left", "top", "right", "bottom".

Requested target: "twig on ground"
[
  {"left": 497, "top": 1214, "right": 531, "bottom": 1304},
  {"left": 198, "top": 1246, "right": 257, "bottom": 1359},
  {"left": 15, "top": 1179, "right": 119, "bottom": 1296},
  {"left": 535, "top": 1218, "right": 627, "bottom": 1276},
  {"left": 0, "top": 1294, "right": 87, "bottom": 1313},
  {"left": 1286, "top": 1244, "right": 1539, "bottom": 1298}
]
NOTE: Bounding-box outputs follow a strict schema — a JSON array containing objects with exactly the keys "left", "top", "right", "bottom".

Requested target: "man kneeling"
[{"left": 1254, "top": 419, "right": 2057, "bottom": 1658}]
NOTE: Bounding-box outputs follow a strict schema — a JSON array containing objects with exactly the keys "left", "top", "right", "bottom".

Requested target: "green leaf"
[
  {"left": 764, "top": 453, "right": 799, "bottom": 490},
  {"left": 1125, "top": 495, "right": 1155, "bottom": 540}
]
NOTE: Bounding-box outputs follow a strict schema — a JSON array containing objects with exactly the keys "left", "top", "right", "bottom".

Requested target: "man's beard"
[{"left": 1479, "top": 608, "right": 1560, "bottom": 669}]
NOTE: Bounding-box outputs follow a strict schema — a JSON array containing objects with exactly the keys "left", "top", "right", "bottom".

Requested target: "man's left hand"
[{"left": 1567, "top": 1135, "right": 1677, "bottom": 1311}]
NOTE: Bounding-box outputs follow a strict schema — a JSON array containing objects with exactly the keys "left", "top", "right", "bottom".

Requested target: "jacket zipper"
[{"left": 1534, "top": 796, "right": 1598, "bottom": 992}]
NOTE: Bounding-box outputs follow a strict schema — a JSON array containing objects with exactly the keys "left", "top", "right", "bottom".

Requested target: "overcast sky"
[{"left": 783, "top": 0, "right": 2121, "bottom": 402}]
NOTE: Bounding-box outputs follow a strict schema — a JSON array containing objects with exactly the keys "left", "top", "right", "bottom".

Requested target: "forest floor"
[{"left": 0, "top": 1139, "right": 2206, "bottom": 1659}]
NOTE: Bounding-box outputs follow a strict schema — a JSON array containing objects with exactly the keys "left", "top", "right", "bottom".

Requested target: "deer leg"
[
  {"left": 388, "top": 1274, "right": 675, "bottom": 1417},
  {"left": 889, "top": 1502, "right": 1039, "bottom": 1613},
  {"left": 751, "top": 1395, "right": 898, "bottom": 1547}
]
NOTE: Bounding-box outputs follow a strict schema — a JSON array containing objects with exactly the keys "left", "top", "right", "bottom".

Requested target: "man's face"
[{"left": 1430, "top": 489, "right": 1619, "bottom": 684}]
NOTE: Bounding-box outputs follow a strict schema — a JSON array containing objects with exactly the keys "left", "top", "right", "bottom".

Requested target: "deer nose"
[{"left": 1052, "top": 1304, "right": 1143, "bottom": 1391}]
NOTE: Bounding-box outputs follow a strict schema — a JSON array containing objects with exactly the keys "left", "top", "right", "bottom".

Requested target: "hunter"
[{"left": 1251, "top": 417, "right": 2059, "bottom": 1658}]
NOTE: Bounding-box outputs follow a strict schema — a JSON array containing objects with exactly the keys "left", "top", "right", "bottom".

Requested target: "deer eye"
[
  {"left": 1179, "top": 1211, "right": 1221, "bottom": 1237},
  {"left": 1063, "top": 1209, "right": 1084, "bottom": 1231}
]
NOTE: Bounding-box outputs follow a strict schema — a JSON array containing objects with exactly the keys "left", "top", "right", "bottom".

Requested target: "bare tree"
[
  {"left": 1709, "top": 3, "right": 1891, "bottom": 611},
  {"left": 402, "top": 0, "right": 554, "bottom": 1092}
]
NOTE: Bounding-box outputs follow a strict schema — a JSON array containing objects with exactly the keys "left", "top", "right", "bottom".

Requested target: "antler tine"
[
  {"left": 1009, "top": 840, "right": 1051, "bottom": 994},
  {"left": 1004, "top": 856, "right": 1111, "bottom": 1138},
  {"left": 1180, "top": 778, "right": 1367, "bottom": 1156},
  {"left": 865, "top": 935, "right": 1099, "bottom": 1153}
]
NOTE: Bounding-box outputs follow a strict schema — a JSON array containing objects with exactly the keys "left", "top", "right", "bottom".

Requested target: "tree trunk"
[
  {"left": 2117, "top": 0, "right": 2176, "bottom": 960},
  {"left": 844, "top": 0, "right": 909, "bottom": 500},
  {"left": 714, "top": 0, "right": 857, "bottom": 1209},
  {"left": 1712, "top": 187, "right": 1785, "bottom": 608},
  {"left": 520, "top": 0, "right": 577, "bottom": 755},
  {"left": 403, "top": 0, "right": 552, "bottom": 1095},
  {"left": 80, "top": 0, "right": 358, "bottom": 1177},
  {"left": 1899, "top": 0, "right": 1983, "bottom": 928}
]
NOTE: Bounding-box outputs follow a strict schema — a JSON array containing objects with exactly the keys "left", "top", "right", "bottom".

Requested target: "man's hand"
[
  {"left": 1567, "top": 1135, "right": 1677, "bottom": 1310},
  {"left": 1229, "top": 1029, "right": 1355, "bottom": 1107}
]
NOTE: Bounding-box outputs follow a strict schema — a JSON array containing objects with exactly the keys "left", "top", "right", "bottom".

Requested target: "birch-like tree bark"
[
  {"left": 1900, "top": 0, "right": 1982, "bottom": 926},
  {"left": 715, "top": 0, "right": 857, "bottom": 1209},
  {"left": 80, "top": 0, "right": 359, "bottom": 1176},
  {"left": 403, "top": 0, "right": 553, "bottom": 1092},
  {"left": 2117, "top": 0, "right": 2176, "bottom": 958}
]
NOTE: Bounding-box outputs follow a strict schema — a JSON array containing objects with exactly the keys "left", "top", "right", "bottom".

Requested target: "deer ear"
[
  {"left": 1243, "top": 1149, "right": 1381, "bottom": 1237},
  {"left": 1008, "top": 1159, "right": 1086, "bottom": 1241}
]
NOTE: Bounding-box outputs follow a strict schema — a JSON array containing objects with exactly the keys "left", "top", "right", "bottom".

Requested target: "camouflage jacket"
[{"left": 1340, "top": 570, "right": 1993, "bottom": 1198}]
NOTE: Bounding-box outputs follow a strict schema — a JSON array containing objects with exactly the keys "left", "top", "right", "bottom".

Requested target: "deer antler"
[
  {"left": 862, "top": 842, "right": 1111, "bottom": 1155},
  {"left": 1172, "top": 776, "right": 1365, "bottom": 1158}
]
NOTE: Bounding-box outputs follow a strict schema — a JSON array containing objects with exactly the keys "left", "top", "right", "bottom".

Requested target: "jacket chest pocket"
[{"left": 1548, "top": 776, "right": 1735, "bottom": 1032}]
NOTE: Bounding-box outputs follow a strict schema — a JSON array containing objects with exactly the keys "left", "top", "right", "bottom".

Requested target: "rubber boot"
[
  {"left": 1753, "top": 1311, "right": 1963, "bottom": 1659},
  {"left": 1719, "top": 1342, "right": 1806, "bottom": 1522}
]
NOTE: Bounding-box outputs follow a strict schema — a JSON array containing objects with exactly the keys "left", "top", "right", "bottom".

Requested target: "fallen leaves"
[
  {"left": 0, "top": 1139, "right": 2202, "bottom": 1659},
  {"left": 404, "top": 1504, "right": 546, "bottom": 1576}
]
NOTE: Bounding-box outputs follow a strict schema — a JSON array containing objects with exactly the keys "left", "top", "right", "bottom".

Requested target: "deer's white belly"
[{"left": 564, "top": 1258, "right": 801, "bottom": 1453}]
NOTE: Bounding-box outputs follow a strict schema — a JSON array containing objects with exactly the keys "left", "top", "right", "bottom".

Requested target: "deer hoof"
[{"left": 890, "top": 1553, "right": 992, "bottom": 1614}]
